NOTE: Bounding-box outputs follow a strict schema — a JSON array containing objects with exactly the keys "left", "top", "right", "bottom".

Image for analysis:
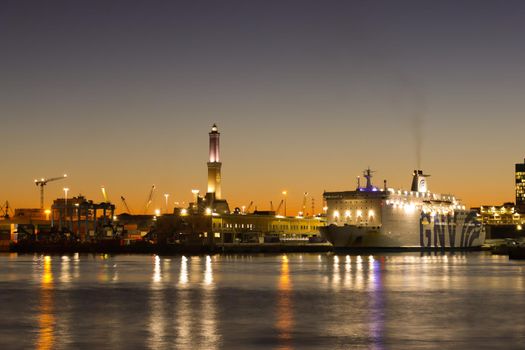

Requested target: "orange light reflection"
[
  {"left": 276, "top": 255, "right": 293, "bottom": 350},
  {"left": 37, "top": 256, "right": 55, "bottom": 350}
]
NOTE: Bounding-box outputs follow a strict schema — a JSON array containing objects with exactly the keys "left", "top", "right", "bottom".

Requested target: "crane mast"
[
  {"left": 101, "top": 186, "right": 109, "bottom": 202},
  {"left": 34, "top": 174, "right": 67, "bottom": 209}
]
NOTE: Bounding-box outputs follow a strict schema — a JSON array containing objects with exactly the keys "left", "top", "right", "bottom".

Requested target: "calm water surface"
[{"left": 0, "top": 252, "right": 524, "bottom": 349}]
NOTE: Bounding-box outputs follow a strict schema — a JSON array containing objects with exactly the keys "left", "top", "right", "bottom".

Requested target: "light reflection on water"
[
  {"left": 201, "top": 255, "right": 219, "bottom": 350},
  {"left": 37, "top": 256, "right": 54, "bottom": 350},
  {"left": 148, "top": 255, "right": 165, "bottom": 349},
  {"left": 0, "top": 252, "right": 524, "bottom": 349},
  {"left": 276, "top": 255, "right": 293, "bottom": 350},
  {"left": 176, "top": 256, "right": 191, "bottom": 348},
  {"left": 173, "top": 255, "right": 220, "bottom": 349}
]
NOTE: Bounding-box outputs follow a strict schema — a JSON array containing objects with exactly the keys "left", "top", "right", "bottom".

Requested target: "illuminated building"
[
  {"left": 516, "top": 158, "right": 525, "bottom": 213},
  {"left": 0, "top": 209, "right": 53, "bottom": 248},
  {"left": 154, "top": 211, "right": 326, "bottom": 244},
  {"left": 150, "top": 124, "right": 326, "bottom": 244},
  {"left": 473, "top": 203, "right": 525, "bottom": 239}
]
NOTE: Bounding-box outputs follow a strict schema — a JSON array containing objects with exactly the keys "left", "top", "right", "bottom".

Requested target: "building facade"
[
  {"left": 473, "top": 203, "right": 524, "bottom": 239},
  {"left": 154, "top": 211, "right": 326, "bottom": 244},
  {"left": 516, "top": 158, "right": 525, "bottom": 213}
]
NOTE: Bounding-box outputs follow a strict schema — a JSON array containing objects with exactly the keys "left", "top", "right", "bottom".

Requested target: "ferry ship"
[{"left": 320, "top": 169, "right": 484, "bottom": 249}]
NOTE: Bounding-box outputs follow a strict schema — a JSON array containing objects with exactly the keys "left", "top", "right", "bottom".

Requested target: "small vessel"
[{"left": 320, "top": 169, "right": 484, "bottom": 249}]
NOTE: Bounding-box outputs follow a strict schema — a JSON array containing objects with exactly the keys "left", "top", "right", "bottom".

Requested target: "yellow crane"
[
  {"left": 34, "top": 174, "right": 67, "bottom": 209},
  {"left": 101, "top": 186, "right": 109, "bottom": 202}
]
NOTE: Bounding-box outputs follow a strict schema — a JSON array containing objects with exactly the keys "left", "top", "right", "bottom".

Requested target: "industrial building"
[{"left": 50, "top": 196, "right": 116, "bottom": 240}]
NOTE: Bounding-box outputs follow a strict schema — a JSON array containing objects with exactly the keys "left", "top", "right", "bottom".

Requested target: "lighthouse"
[{"left": 207, "top": 124, "right": 222, "bottom": 199}]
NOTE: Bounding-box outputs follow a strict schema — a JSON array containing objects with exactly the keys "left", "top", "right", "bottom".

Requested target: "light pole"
[
  {"left": 282, "top": 190, "right": 287, "bottom": 216},
  {"left": 63, "top": 187, "right": 69, "bottom": 229},
  {"left": 164, "top": 193, "right": 169, "bottom": 214}
]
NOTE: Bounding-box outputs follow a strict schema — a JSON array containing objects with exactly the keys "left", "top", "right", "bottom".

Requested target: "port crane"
[
  {"left": 0, "top": 201, "right": 12, "bottom": 219},
  {"left": 101, "top": 186, "right": 109, "bottom": 202},
  {"left": 275, "top": 199, "right": 284, "bottom": 215},
  {"left": 245, "top": 201, "right": 253, "bottom": 214},
  {"left": 120, "top": 196, "right": 133, "bottom": 214},
  {"left": 34, "top": 174, "right": 67, "bottom": 209},
  {"left": 144, "top": 185, "right": 156, "bottom": 214}
]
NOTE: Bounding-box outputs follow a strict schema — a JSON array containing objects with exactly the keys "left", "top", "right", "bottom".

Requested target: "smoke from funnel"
[
  {"left": 411, "top": 96, "right": 426, "bottom": 169},
  {"left": 390, "top": 75, "right": 426, "bottom": 169}
]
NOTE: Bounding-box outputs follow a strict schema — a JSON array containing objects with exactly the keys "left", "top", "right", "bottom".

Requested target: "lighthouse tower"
[{"left": 207, "top": 124, "right": 222, "bottom": 199}]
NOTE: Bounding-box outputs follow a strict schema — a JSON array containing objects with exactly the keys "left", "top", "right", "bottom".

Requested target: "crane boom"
[
  {"left": 144, "top": 185, "right": 156, "bottom": 214},
  {"left": 101, "top": 186, "right": 109, "bottom": 202},
  {"left": 0, "top": 201, "right": 11, "bottom": 219},
  {"left": 120, "top": 196, "right": 132, "bottom": 214},
  {"left": 34, "top": 174, "right": 67, "bottom": 209},
  {"left": 276, "top": 199, "right": 284, "bottom": 215}
]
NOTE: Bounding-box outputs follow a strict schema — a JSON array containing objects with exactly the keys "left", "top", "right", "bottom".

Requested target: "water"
[{"left": 0, "top": 252, "right": 524, "bottom": 349}]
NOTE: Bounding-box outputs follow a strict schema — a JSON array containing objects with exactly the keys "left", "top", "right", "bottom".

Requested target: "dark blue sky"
[{"left": 2, "top": 0, "right": 525, "bottom": 211}]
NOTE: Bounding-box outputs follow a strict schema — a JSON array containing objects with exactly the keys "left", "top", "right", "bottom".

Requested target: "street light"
[
  {"left": 164, "top": 193, "right": 169, "bottom": 214},
  {"left": 282, "top": 190, "right": 287, "bottom": 216},
  {"left": 63, "top": 187, "right": 69, "bottom": 224}
]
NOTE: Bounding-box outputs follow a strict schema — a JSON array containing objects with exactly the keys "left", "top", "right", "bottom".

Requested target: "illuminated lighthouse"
[{"left": 207, "top": 124, "right": 222, "bottom": 199}]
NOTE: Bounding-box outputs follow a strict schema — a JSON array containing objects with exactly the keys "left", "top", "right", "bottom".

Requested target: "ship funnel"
[{"left": 411, "top": 170, "right": 430, "bottom": 192}]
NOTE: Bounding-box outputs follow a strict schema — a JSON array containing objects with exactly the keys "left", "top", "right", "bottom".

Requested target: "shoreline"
[{"left": 7, "top": 241, "right": 489, "bottom": 255}]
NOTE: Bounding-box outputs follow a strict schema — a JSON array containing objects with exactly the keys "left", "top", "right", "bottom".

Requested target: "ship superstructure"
[{"left": 321, "top": 169, "right": 484, "bottom": 249}]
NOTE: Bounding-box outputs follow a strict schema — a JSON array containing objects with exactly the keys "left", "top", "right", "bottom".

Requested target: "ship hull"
[{"left": 320, "top": 210, "right": 485, "bottom": 249}]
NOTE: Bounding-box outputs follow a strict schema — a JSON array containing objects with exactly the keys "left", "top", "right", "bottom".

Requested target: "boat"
[{"left": 320, "top": 169, "right": 484, "bottom": 250}]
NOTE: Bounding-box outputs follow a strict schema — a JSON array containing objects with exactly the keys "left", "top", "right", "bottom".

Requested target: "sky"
[{"left": 2, "top": 0, "right": 525, "bottom": 214}]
